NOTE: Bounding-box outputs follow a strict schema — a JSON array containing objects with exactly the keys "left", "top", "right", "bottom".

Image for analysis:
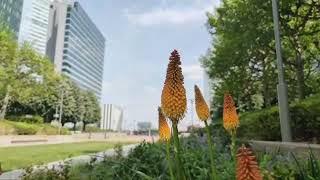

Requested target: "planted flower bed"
[{"left": 22, "top": 50, "right": 320, "bottom": 180}]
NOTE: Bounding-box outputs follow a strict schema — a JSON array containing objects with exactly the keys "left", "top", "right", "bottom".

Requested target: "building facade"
[
  {"left": 0, "top": 0, "right": 24, "bottom": 37},
  {"left": 101, "top": 104, "right": 123, "bottom": 132},
  {"left": 47, "top": 0, "right": 105, "bottom": 98},
  {"left": 19, "top": 0, "right": 51, "bottom": 55}
]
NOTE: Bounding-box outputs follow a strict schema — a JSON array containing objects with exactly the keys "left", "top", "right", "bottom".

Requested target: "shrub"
[
  {"left": 6, "top": 115, "right": 44, "bottom": 124},
  {"left": 0, "top": 120, "right": 15, "bottom": 135},
  {"left": 238, "top": 94, "right": 320, "bottom": 142},
  {"left": 9, "top": 122, "right": 39, "bottom": 135},
  {"left": 0, "top": 120, "right": 70, "bottom": 135},
  {"left": 37, "top": 125, "right": 70, "bottom": 135}
]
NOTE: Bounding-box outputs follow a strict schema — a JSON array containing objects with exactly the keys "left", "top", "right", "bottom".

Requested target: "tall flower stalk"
[
  {"left": 194, "top": 85, "right": 218, "bottom": 180},
  {"left": 158, "top": 107, "right": 175, "bottom": 180},
  {"left": 161, "top": 50, "right": 187, "bottom": 180},
  {"left": 223, "top": 92, "right": 240, "bottom": 174},
  {"left": 236, "top": 145, "right": 262, "bottom": 180}
]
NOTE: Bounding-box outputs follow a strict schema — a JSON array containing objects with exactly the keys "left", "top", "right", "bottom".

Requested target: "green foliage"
[
  {"left": 0, "top": 120, "right": 69, "bottom": 135},
  {"left": 0, "top": 28, "right": 101, "bottom": 127},
  {"left": 258, "top": 151, "right": 320, "bottom": 179},
  {"left": 9, "top": 122, "right": 39, "bottom": 135},
  {"left": 18, "top": 134, "right": 320, "bottom": 179},
  {"left": 203, "top": 0, "right": 320, "bottom": 111},
  {"left": 239, "top": 94, "right": 320, "bottom": 142},
  {"left": 6, "top": 115, "right": 43, "bottom": 124}
]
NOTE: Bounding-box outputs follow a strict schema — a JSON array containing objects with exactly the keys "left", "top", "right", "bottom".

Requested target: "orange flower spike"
[
  {"left": 158, "top": 107, "right": 171, "bottom": 141},
  {"left": 236, "top": 145, "right": 263, "bottom": 180},
  {"left": 223, "top": 93, "right": 239, "bottom": 133},
  {"left": 194, "top": 85, "right": 210, "bottom": 121},
  {"left": 161, "top": 49, "right": 187, "bottom": 122}
]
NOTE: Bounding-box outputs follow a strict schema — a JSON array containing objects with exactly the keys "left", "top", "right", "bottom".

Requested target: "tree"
[
  {"left": 0, "top": 30, "right": 58, "bottom": 119},
  {"left": 204, "top": 0, "right": 320, "bottom": 112},
  {"left": 81, "top": 91, "right": 100, "bottom": 132}
]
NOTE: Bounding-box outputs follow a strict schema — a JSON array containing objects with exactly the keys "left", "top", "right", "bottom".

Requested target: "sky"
[{"left": 78, "top": 0, "right": 219, "bottom": 130}]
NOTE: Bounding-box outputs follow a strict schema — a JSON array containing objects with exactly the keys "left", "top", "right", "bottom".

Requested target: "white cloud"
[
  {"left": 123, "top": 1, "right": 217, "bottom": 26},
  {"left": 183, "top": 64, "right": 203, "bottom": 81}
]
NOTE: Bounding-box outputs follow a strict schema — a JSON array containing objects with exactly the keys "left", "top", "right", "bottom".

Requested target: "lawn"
[{"left": 0, "top": 141, "right": 128, "bottom": 171}]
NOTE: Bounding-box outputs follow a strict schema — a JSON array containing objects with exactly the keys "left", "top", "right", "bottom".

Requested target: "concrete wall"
[{"left": 250, "top": 140, "right": 320, "bottom": 158}]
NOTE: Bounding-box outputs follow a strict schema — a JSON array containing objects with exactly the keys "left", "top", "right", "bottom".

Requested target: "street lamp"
[
  {"left": 58, "top": 85, "right": 64, "bottom": 135},
  {"left": 271, "top": 0, "right": 292, "bottom": 142},
  {"left": 189, "top": 99, "right": 194, "bottom": 127}
]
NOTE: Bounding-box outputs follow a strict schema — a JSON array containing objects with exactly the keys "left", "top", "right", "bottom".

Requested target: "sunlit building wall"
[
  {"left": 19, "top": 0, "right": 51, "bottom": 55},
  {"left": 47, "top": 0, "right": 105, "bottom": 99},
  {"left": 101, "top": 104, "right": 123, "bottom": 132}
]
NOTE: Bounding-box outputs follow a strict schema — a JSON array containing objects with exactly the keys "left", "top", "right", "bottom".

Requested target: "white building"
[
  {"left": 203, "top": 70, "right": 213, "bottom": 105},
  {"left": 18, "top": 0, "right": 51, "bottom": 55},
  {"left": 101, "top": 104, "right": 123, "bottom": 132}
]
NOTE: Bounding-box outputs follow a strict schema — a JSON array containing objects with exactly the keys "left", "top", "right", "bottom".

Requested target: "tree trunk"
[
  {"left": 82, "top": 121, "right": 87, "bottom": 132},
  {"left": 262, "top": 59, "right": 271, "bottom": 107},
  {"left": 73, "top": 122, "right": 76, "bottom": 132},
  {"left": 0, "top": 86, "right": 11, "bottom": 120},
  {"left": 295, "top": 52, "right": 305, "bottom": 100}
]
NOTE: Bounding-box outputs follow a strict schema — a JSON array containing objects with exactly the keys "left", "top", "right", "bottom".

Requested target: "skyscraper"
[
  {"left": 0, "top": 0, "right": 24, "bottom": 37},
  {"left": 47, "top": 0, "right": 105, "bottom": 99},
  {"left": 101, "top": 104, "right": 124, "bottom": 132},
  {"left": 19, "top": 0, "right": 51, "bottom": 55}
]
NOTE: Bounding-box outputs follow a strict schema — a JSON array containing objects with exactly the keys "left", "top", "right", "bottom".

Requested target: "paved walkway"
[
  {"left": 0, "top": 144, "right": 138, "bottom": 180},
  {"left": 0, "top": 133, "right": 156, "bottom": 147}
]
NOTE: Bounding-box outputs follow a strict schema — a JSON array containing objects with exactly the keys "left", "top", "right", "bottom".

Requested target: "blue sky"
[{"left": 78, "top": 0, "right": 219, "bottom": 130}]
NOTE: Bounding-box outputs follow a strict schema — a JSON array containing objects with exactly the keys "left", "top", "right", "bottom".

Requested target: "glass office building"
[
  {"left": 47, "top": 1, "right": 105, "bottom": 99},
  {"left": 19, "top": 0, "right": 51, "bottom": 55},
  {"left": 0, "top": 0, "right": 24, "bottom": 37}
]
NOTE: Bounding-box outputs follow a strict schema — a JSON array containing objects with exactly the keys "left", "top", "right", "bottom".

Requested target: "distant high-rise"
[
  {"left": 101, "top": 104, "right": 123, "bottom": 132},
  {"left": 0, "top": 0, "right": 24, "bottom": 37},
  {"left": 47, "top": 0, "right": 105, "bottom": 99},
  {"left": 19, "top": 0, "right": 51, "bottom": 55},
  {"left": 203, "top": 70, "right": 213, "bottom": 105}
]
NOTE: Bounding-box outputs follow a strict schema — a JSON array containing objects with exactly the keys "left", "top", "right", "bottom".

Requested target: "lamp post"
[
  {"left": 189, "top": 99, "right": 194, "bottom": 127},
  {"left": 58, "top": 87, "right": 64, "bottom": 135},
  {"left": 271, "top": 0, "right": 292, "bottom": 142}
]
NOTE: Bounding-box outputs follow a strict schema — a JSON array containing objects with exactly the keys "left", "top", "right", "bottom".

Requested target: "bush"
[
  {"left": 0, "top": 120, "right": 70, "bottom": 135},
  {"left": 37, "top": 125, "right": 70, "bottom": 135},
  {"left": 238, "top": 94, "right": 320, "bottom": 142},
  {"left": 0, "top": 120, "right": 15, "bottom": 135},
  {"left": 6, "top": 115, "right": 44, "bottom": 124},
  {"left": 22, "top": 138, "right": 320, "bottom": 179},
  {"left": 9, "top": 122, "right": 39, "bottom": 135}
]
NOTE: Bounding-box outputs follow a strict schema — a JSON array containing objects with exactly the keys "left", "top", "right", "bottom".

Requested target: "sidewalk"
[
  {"left": 0, "top": 133, "right": 156, "bottom": 147},
  {"left": 0, "top": 144, "right": 138, "bottom": 180}
]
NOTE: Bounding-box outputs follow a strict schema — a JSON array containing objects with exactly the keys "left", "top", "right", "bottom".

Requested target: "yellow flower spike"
[
  {"left": 236, "top": 145, "right": 262, "bottom": 180},
  {"left": 223, "top": 92, "right": 239, "bottom": 134},
  {"left": 158, "top": 107, "right": 171, "bottom": 141},
  {"left": 161, "top": 49, "right": 187, "bottom": 122},
  {"left": 194, "top": 85, "right": 210, "bottom": 121}
]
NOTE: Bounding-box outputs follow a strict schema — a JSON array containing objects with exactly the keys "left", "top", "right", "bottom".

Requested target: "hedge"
[
  {"left": 238, "top": 94, "right": 320, "bottom": 142},
  {"left": 6, "top": 115, "right": 44, "bottom": 124},
  {"left": 0, "top": 120, "right": 70, "bottom": 135}
]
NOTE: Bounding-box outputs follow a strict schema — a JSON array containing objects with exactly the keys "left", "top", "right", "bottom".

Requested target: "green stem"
[
  {"left": 230, "top": 132, "right": 236, "bottom": 161},
  {"left": 172, "top": 121, "right": 186, "bottom": 180},
  {"left": 166, "top": 140, "right": 175, "bottom": 180},
  {"left": 230, "top": 132, "right": 237, "bottom": 177},
  {"left": 204, "top": 121, "right": 218, "bottom": 180}
]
